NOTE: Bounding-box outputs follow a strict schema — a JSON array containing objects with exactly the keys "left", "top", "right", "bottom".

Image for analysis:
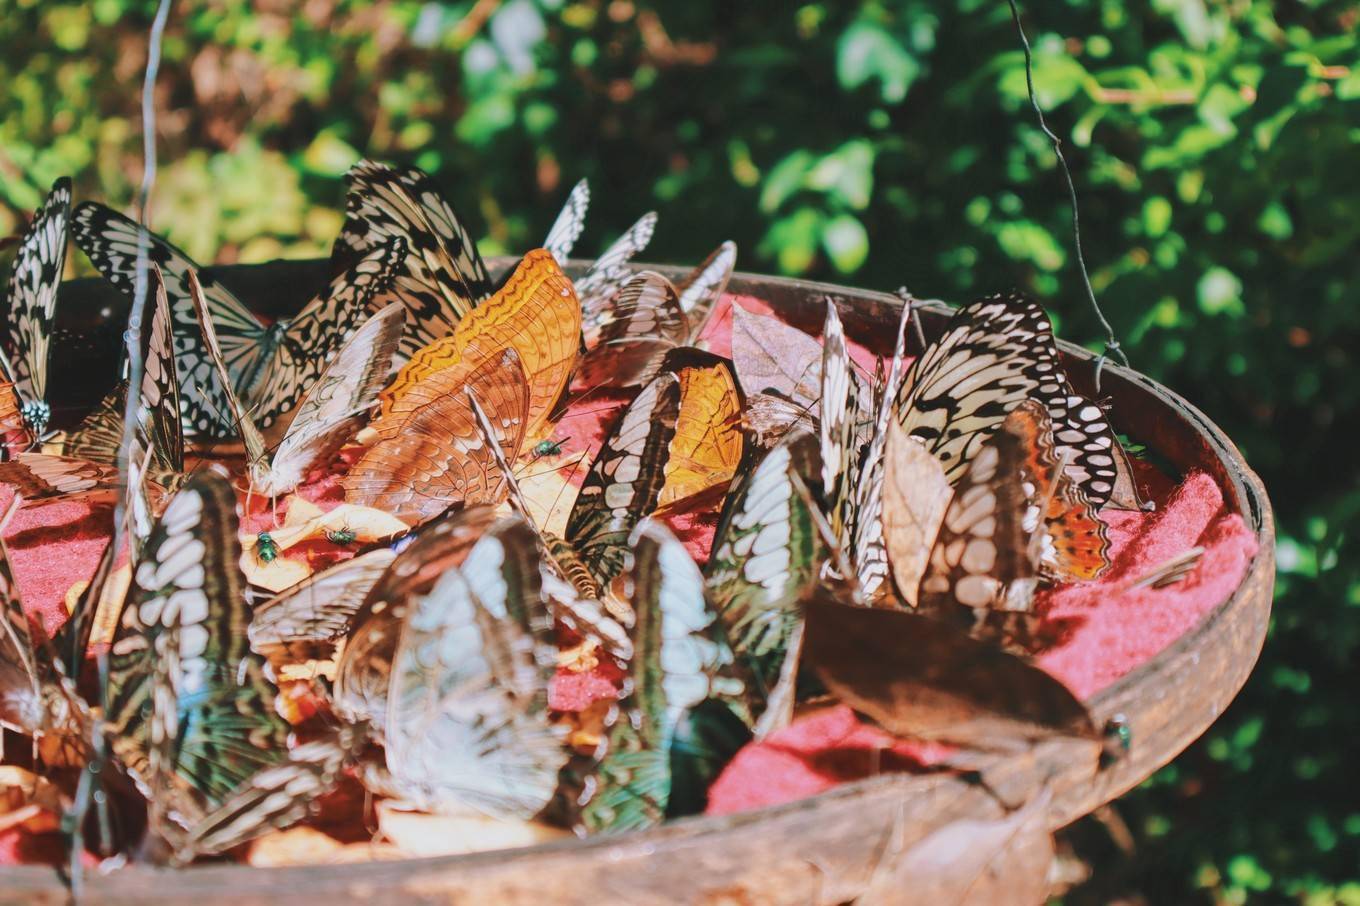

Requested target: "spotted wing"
[
  {"left": 332, "top": 160, "right": 492, "bottom": 359},
  {"left": 106, "top": 472, "right": 290, "bottom": 829},
  {"left": 578, "top": 521, "right": 721, "bottom": 833},
  {"left": 543, "top": 179, "right": 590, "bottom": 266},
  {"left": 705, "top": 431, "right": 824, "bottom": 723},
  {"left": 1, "top": 177, "right": 69, "bottom": 436},
  {"left": 565, "top": 371, "right": 681, "bottom": 587},
  {"left": 675, "top": 240, "right": 737, "bottom": 326}
]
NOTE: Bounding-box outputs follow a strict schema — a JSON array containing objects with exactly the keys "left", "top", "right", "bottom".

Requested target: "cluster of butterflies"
[{"left": 0, "top": 161, "right": 1144, "bottom": 867}]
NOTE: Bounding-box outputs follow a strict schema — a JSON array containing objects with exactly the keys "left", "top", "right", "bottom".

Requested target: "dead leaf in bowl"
[
  {"left": 247, "top": 826, "right": 347, "bottom": 867},
  {"left": 241, "top": 538, "right": 312, "bottom": 592},
  {"left": 858, "top": 791, "right": 1054, "bottom": 906},
  {"left": 376, "top": 801, "right": 569, "bottom": 857},
  {"left": 1, "top": 765, "right": 68, "bottom": 834},
  {"left": 804, "top": 592, "right": 1097, "bottom": 752}
]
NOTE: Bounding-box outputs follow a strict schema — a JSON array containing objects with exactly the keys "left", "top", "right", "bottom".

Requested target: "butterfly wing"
[
  {"left": 576, "top": 271, "right": 689, "bottom": 387},
  {"left": 565, "top": 371, "right": 681, "bottom": 587},
  {"left": 344, "top": 348, "right": 530, "bottom": 525},
  {"left": 248, "top": 548, "right": 397, "bottom": 667},
  {"left": 71, "top": 202, "right": 267, "bottom": 437},
  {"left": 332, "top": 505, "right": 500, "bottom": 728},
  {"left": 656, "top": 350, "right": 744, "bottom": 511},
  {"left": 248, "top": 237, "right": 407, "bottom": 428},
  {"left": 333, "top": 160, "right": 492, "bottom": 359},
  {"left": 578, "top": 521, "right": 720, "bottom": 833},
  {"left": 675, "top": 240, "right": 737, "bottom": 326},
  {"left": 385, "top": 518, "right": 566, "bottom": 818},
  {"left": 377, "top": 248, "right": 580, "bottom": 440},
  {"left": 54, "top": 382, "right": 126, "bottom": 465},
  {"left": 258, "top": 303, "right": 404, "bottom": 497},
  {"left": 106, "top": 472, "right": 290, "bottom": 828},
  {"left": 543, "top": 178, "right": 590, "bottom": 266},
  {"left": 175, "top": 724, "right": 366, "bottom": 863},
  {"left": 578, "top": 211, "right": 658, "bottom": 340},
  {"left": 0, "top": 452, "right": 120, "bottom": 505},
  {"left": 705, "top": 431, "right": 824, "bottom": 723},
  {"left": 2, "top": 177, "right": 70, "bottom": 435},
  {"left": 1, "top": 376, "right": 33, "bottom": 456}
]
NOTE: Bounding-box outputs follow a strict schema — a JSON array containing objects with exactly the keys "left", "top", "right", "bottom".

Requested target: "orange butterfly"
[
  {"left": 375, "top": 249, "right": 580, "bottom": 441},
  {"left": 0, "top": 379, "right": 31, "bottom": 456},
  {"left": 657, "top": 352, "right": 745, "bottom": 510},
  {"left": 344, "top": 348, "right": 531, "bottom": 525}
]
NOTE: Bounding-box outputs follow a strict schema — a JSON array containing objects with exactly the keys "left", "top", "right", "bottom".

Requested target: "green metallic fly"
[
  {"left": 531, "top": 439, "right": 564, "bottom": 459},
  {"left": 256, "top": 532, "right": 279, "bottom": 563}
]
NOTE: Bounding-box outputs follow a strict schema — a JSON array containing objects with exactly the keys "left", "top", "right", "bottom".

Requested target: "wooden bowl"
[{"left": 2, "top": 262, "right": 1274, "bottom": 904}]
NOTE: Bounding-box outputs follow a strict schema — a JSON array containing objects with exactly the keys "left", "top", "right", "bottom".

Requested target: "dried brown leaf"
[{"left": 882, "top": 422, "right": 952, "bottom": 608}]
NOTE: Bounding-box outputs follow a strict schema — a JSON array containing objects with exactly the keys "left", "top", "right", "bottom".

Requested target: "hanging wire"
[
  {"left": 66, "top": 0, "right": 174, "bottom": 892},
  {"left": 1005, "top": 0, "right": 1127, "bottom": 394}
]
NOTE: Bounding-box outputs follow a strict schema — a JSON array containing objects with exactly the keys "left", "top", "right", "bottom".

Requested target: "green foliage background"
[{"left": 2, "top": 0, "right": 1356, "bottom": 900}]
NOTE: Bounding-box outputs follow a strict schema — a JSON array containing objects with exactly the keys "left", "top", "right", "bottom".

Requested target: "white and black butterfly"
[
  {"left": 331, "top": 159, "right": 493, "bottom": 362},
  {"left": 543, "top": 178, "right": 590, "bottom": 267},
  {"left": 71, "top": 202, "right": 408, "bottom": 438},
  {"left": 1, "top": 177, "right": 71, "bottom": 441}
]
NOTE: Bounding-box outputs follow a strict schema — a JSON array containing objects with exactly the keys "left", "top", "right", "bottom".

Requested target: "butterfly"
[
  {"left": 344, "top": 346, "right": 530, "bottom": 525},
  {"left": 909, "top": 401, "right": 1110, "bottom": 650},
  {"left": 573, "top": 520, "right": 726, "bottom": 833},
  {"left": 1, "top": 177, "right": 71, "bottom": 440},
  {"left": 543, "top": 178, "right": 591, "bottom": 267},
  {"left": 189, "top": 267, "right": 405, "bottom": 499},
  {"left": 375, "top": 247, "right": 581, "bottom": 439},
  {"left": 575, "top": 243, "right": 738, "bottom": 388},
  {"left": 374, "top": 516, "right": 568, "bottom": 818},
  {"left": 576, "top": 211, "right": 658, "bottom": 339},
  {"left": 0, "top": 451, "right": 120, "bottom": 507},
  {"left": 704, "top": 429, "right": 825, "bottom": 731},
  {"left": 896, "top": 292, "right": 1138, "bottom": 509},
  {"left": 72, "top": 202, "right": 408, "bottom": 438},
  {"left": 104, "top": 471, "right": 292, "bottom": 836},
  {"left": 247, "top": 547, "right": 397, "bottom": 668},
  {"left": 331, "top": 159, "right": 493, "bottom": 362},
  {"left": 564, "top": 350, "right": 743, "bottom": 589},
  {"left": 332, "top": 505, "right": 501, "bottom": 727}
]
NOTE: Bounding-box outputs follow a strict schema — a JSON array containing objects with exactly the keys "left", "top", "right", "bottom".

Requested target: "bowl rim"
[{"left": 3, "top": 263, "right": 1275, "bottom": 903}]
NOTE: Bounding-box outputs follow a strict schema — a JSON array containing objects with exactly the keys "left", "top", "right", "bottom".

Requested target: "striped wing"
[
  {"left": 896, "top": 293, "right": 1057, "bottom": 483},
  {"left": 385, "top": 518, "right": 567, "bottom": 817},
  {"left": 675, "top": 240, "right": 737, "bottom": 324},
  {"left": 566, "top": 371, "right": 681, "bottom": 587},
  {"left": 705, "top": 431, "right": 824, "bottom": 722},
  {"left": 71, "top": 202, "right": 266, "bottom": 437},
  {"left": 576, "top": 271, "right": 689, "bottom": 388},
  {"left": 344, "top": 348, "right": 530, "bottom": 525},
  {"left": 579, "top": 521, "right": 720, "bottom": 833},
  {"left": 248, "top": 548, "right": 397, "bottom": 667},
  {"left": 333, "top": 160, "right": 492, "bottom": 359},
  {"left": 819, "top": 302, "right": 859, "bottom": 540},
  {"left": 246, "top": 238, "right": 408, "bottom": 427},
  {"left": 543, "top": 179, "right": 590, "bottom": 266},
  {"left": 176, "top": 725, "right": 366, "bottom": 863},
  {"left": 260, "top": 303, "right": 405, "bottom": 497},
  {"left": 2, "top": 178, "right": 70, "bottom": 436},
  {"left": 578, "top": 211, "right": 658, "bottom": 340},
  {"left": 0, "top": 452, "right": 119, "bottom": 504},
  {"left": 107, "top": 472, "right": 290, "bottom": 829}
]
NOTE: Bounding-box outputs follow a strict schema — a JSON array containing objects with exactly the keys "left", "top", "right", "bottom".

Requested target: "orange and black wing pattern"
[{"left": 376, "top": 249, "right": 580, "bottom": 440}]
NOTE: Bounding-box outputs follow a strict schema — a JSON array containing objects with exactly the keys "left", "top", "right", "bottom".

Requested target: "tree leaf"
[{"left": 882, "top": 421, "right": 952, "bottom": 608}]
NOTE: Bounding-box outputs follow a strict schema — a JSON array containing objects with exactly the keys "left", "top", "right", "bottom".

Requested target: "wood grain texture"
[{"left": 7, "top": 264, "right": 1273, "bottom": 905}]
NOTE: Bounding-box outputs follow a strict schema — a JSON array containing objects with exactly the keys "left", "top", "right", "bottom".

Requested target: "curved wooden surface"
[{"left": 0, "top": 264, "right": 1274, "bottom": 905}]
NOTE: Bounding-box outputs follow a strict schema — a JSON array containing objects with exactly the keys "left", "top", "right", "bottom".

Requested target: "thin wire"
[
  {"left": 67, "top": 0, "right": 174, "bottom": 892},
  {"left": 1005, "top": 0, "right": 1127, "bottom": 393}
]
